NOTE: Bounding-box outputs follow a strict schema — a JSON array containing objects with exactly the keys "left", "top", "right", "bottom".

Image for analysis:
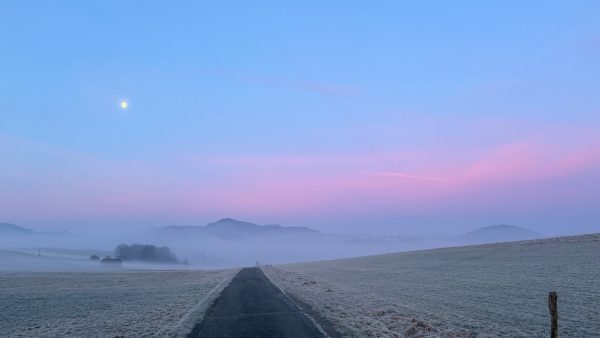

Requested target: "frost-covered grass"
[
  {"left": 264, "top": 234, "right": 600, "bottom": 337},
  {"left": 0, "top": 269, "right": 236, "bottom": 337}
]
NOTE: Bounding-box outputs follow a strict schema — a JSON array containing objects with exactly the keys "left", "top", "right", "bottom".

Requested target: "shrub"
[{"left": 114, "top": 244, "right": 179, "bottom": 263}]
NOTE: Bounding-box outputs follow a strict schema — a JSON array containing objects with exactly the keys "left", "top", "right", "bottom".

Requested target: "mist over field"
[{"left": 0, "top": 219, "right": 549, "bottom": 271}]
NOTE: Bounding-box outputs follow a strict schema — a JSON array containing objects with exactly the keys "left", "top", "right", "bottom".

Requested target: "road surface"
[{"left": 188, "top": 267, "right": 339, "bottom": 338}]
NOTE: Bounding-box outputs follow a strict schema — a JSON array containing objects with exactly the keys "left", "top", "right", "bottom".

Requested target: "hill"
[
  {"left": 0, "top": 223, "right": 34, "bottom": 235},
  {"left": 156, "top": 218, "right": 320, "bottom": 240},
  {"left": 457, "top": 224, "right": 542, "bottom": 244},
  {"left": 150, "top": 218, "right": 407, "bottom": 267}
]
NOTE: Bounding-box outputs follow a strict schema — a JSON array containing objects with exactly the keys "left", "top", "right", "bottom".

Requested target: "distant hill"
[
  {"left": 206, "top": 218, "right": 319, "bottom": 236},
  {"left": 155, "top": 218, "right": 320, "bottom": 240},
  {"left": 457, "top": 224, "right": 542, "bottom": 244},
  {"left": 0, "top": 222, "right": 73, "bottom": 237},
  {"left": 0, "top": 223, "right": 34, "bottom": 235}
]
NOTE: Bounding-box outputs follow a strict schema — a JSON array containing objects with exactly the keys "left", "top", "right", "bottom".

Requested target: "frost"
[
  {"left": 0, "top": 269, "right": 236, "bottom": 337},
  {"left": 263, "top": 234, "right": 600, "bottom": 337}
]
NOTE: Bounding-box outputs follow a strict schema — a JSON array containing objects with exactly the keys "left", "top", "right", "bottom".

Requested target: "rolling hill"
[
  {"left": 155, "top": 218, "right": 320, "bottom": 240},
  {"left": 0, "top": 223, "right": 34, "bottom": 235},
  {"left": 457, "top": 224, "right": 542, "bottom": 244}
]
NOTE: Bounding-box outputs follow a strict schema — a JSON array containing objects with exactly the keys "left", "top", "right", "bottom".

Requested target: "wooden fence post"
[{"left": 548, "top": 291, "right": 558, "bottom": 338}]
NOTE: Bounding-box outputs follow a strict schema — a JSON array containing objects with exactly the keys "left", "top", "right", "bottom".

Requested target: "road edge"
[
  {"left": 153, "top": 268, "right": 240, "bottom": 337},
  {"left": 261, "top": 267, "right": 343, "bottom": 338}
]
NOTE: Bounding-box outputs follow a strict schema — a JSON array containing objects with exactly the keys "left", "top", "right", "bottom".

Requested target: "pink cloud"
[
  {"left": 460, "top": 139, "right": 600, "bottom": 184},
  {"left": 544, "top": 146, "right": 600, "bottom": 178},
  {"left": 461, "top": 141, "right": 545, "bottom": 183},
  {"left": 376, "top": 171, "right": 447, "bottom": 182},
  {"left": 2, "top": 127, "right": 600, "bottom": 222}
]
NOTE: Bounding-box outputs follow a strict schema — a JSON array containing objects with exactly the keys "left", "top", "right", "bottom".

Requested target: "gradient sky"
[{"left": 1, "top": 1, "right": 599, "bottom": 235}]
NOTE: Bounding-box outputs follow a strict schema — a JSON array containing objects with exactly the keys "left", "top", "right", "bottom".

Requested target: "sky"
[{"left": 1, "top": 1, "right": 599, "bottom": 236}]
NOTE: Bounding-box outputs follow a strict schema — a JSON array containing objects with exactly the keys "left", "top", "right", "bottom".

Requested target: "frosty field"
[
  {"left": 0, "top": 269, "right": 236, "bottom": 337},
  {"left": 264, "top": 234, "right": 600, "bottom": 337}
]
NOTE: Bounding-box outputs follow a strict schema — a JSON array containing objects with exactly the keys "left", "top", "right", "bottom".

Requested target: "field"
[
  {"left": 264, "top": 234, "right": 600, "bottom": 337},
  {"left": 0, "top": 269, "right": 236, "bottom": 337}
]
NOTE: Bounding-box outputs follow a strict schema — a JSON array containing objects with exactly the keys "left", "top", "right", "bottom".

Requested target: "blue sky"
[{"left": 1, "top": 1, "right": 599, "bottom": 235}]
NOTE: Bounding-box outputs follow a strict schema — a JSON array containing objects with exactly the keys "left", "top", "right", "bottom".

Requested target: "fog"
[{"left": 0, "top": 219, "right": 551, "bottom": 271}]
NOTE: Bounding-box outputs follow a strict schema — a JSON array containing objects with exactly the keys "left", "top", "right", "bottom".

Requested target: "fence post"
[{"left": 548, "top": 291, "right": 558, "bottom": 338}]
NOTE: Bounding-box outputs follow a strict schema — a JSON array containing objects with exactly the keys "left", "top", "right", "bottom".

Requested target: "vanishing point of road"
[{"left": 188, "top": 267, "right": 340, "bottom": 338}]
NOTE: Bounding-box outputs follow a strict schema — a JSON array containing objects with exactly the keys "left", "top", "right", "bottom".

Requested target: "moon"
[{"left": 120, "top": 100, "right": 128, "bottom": 110}]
